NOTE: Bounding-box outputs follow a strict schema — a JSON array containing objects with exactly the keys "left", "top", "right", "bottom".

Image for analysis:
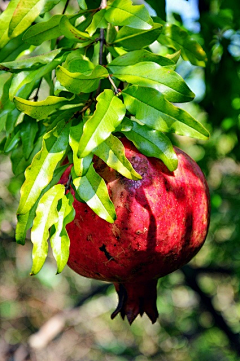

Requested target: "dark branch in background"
[{"left": 182, "top": 265, "right": 240, "bottom": 356}]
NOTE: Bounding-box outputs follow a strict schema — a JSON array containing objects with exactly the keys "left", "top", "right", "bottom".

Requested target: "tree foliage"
[{"left": 0, "top": 0, "right": 208, "bottom": 274}]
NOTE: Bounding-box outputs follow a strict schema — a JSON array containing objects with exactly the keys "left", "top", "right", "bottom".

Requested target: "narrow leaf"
[
  {"left": 14, "top": 95, "right": 74, "bottom": 120},
  {"left": 105, "top": 0, "right": 153, "bottom": 30},
  {"left": 122, "top": 121, "right": 178, "bottom": 171},
  {"left": 9, "top": 56, "right": 66, "bottom": 100},
  {"left": 9, "top": 0, "right": 50, "bottom": 38},
  {"left": 16, "top": 210, "right": 34, "bottom": 245},
  {"left": 93, "top": 134, "right": 141, "bottom": 180},
  {"left": 78, "top": 89, "right": 126, "bottom": 157},
  {"left": 22, "top": 13, "right": 83, "bottom": 45},
  {"left": 15, "top": 163, "right": 70, "bottom": 245},
  {"left": 158, "top": 23, "right": 207, "bottom": 67},
  {"left": 86, "top": 9, "right": 108, "bottom": 36},
  {"left": 60, "top": 15, "right": 92, "bottom": 43},
  {"left": 50, "top": 193, "right": 75, "bottom": 274},
  {"left": 30, "top": 184, "right": 65, "bottom": 275},
  {"left": 17, "top": 120, "right": 71, "bottom": 215},
  {"left": 113, "top": 23, "right": 162, "bottom": 50},
  {"left": 107, "top": 49, "right": 175, "bottom": 73},
  {"left": 69, "top": 119, "right": 93, "bottom": 176},
  {"left": 122, "top": 86, "right": 209, "bottom": 139},
  {"left": 73, "top": 164, "right": 116, "bottom": 223},
  {"left": 0, "top": 49, "right": 62, "bottom": 72},
  {"left": 56, "top": 65, "right": 109, "bottom": 94},
  {"left": 112, "top": 61, "right": 195, "bottom": 103},
  {"left": 20, "top": 116, "right": 39, "bottom": 159},
  {"left": 0, "top": 0, "right": 20, "bottom": 48}
]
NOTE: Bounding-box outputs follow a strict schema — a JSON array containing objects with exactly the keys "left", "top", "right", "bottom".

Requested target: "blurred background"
[{"left": 0, "top": 0, "right": 240, "bottom": 360}]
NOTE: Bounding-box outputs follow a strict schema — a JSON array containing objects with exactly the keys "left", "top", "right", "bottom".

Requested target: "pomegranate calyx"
[{"left": 111, "top": 280, "right": 159, "bottom": 324}]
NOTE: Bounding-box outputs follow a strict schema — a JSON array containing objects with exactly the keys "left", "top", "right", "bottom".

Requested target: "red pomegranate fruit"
[{"left": 60, "top": 138, "right": 210, "bottom": 324}]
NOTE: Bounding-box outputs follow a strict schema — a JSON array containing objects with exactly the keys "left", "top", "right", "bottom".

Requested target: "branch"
[
  {"left": 181, "top": 265, "right": 240, "bottom": 356},
  {"left": 28, "top": 283, "right": 111, "bottom": 349}
]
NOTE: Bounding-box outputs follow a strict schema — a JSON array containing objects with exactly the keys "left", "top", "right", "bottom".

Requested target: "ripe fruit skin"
[{"left": 61, "top": 139, "right": 210, "bottom": 324}]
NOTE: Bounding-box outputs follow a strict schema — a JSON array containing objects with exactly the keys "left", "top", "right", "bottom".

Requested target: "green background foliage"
[{"left": 0, "top": 0, "right": 240, "bottom": 360}]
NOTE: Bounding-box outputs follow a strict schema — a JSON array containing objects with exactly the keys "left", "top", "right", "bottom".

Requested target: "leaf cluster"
[{"left": 0, "top": 0, "right": 209, "bottom": 274}]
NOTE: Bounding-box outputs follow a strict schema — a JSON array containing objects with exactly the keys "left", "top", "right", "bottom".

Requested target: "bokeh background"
[{"left": 0, "top": 0, "right": 240, "bottom": 360}]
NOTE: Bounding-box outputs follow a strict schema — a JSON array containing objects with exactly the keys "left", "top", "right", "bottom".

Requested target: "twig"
[
  {"left": 182, "top": 265, "right": 240, "bottom": 356},
  {"left": 108, "top": 75, "right": 119, "bottom": 94},
  {"left": 28, "top": 284, "right": 111, "bottom": 349},
  {"left": 62, "top": 0, "right": 70, "bottom": 14}
]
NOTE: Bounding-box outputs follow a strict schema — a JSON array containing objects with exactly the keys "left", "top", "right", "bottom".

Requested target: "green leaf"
[
  {"left": 30, "top": 184, "right": 65, "bottom": 275},
  {"left": 122, "top": 86, "right": 209, "bottom": 139},
  {"left": 111, "top": 62, "right": 195, "bottom": 103},
  {"left": 78, "top": 89, "right": 126, "bottom": 157},
  {"left": 40, "top": 0, "right": 61, "bottom": 14},
  {"left": 122, "top": 121, "right": 178, "bottom": 171},
  {"left": 56, "top": 65, "right": 109, "bottom": 94},
  {"left": 113, "top": 23, "right": 162, "bottom": 50},
  {"left": 59, "top": 15, "right": 92, "bottom": 43},
  {"left": 22, "top": 13, "right": 83, "bottom": 45},
  {"left": 0, "top": 35, "right": 29, "bottom": 62},
  {"left": 15, "top": 163, "right": 69, "bottom": 245},
  {"left": 16, "top": 210, "right": 34, "bottom": 245},
  {"left": 50, "top": 193, "right": 75, "bottom": 274},
  {"left": 105, "top": 0, "right": 153, "bottom": 30},
  {"left": 86, "top": 9, "right": 108, "bottom": 36},
  {"left": 0, "top": 0, "right": 20, "bottom": 48},
  {"left": 93, "top": 134, "right": 141, "bottom": 180},
  {"left": 4, "top": 130, "right": 21, "bottom": 153},
  {"left": 20, "top": 116, "right": 39, "bottom": 159},
  {"left": 8, "top": 0, "right": 51, "bottom": 38},
  {"left": 0, "top": 49, "right": 62, "bottom": 72},
  {"left": 63, "top": 51, "right": 94, "bottom": 73},
  {"left": 17, "top": 120, "right": 71, "bottom": 215},
  {"left": 69, "top": 119, "right": 93, "bottom": 176},
  {"left": 22, "top": 14, "right": 63, "bottom": 45},
  {"left": 73, "top": 164, "right": 116, "bottom": 223},
  {"left": 107, "top": 49, "right": 175, "bottom": 73},
  {"left": 9, "top": 55, "right": 66, "bottom": 100},
  {"left": 14, "top": 95, "right": 74, "bottom": 120},
  {"left": 158, "top": 22, "right": 208, "bottom": 67},
  {"left": 78, "top": 0, "right": 87, "bottom": 10}
]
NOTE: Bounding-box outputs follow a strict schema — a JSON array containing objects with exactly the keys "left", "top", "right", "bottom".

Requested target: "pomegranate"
[{"left": 60, "top": 138, "right": 210, "bottom": 324}]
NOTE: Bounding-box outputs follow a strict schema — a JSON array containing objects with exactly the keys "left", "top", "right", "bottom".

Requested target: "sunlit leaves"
[
  {"left": 93, "top": 134, "right": 141, "bottom": 180},
  {"left": 86, "top": 9, "right": 108, "bottom": 36},
  {"left": 122, "top": 86, "right": 209, "bottom": 139},
  {"left": 56, "top": 65, "right": 109, "bottom": 94},
  {"left": 73, "top": 164, "right": 116, "bottom": 223},
  {"left": 105, "top": 0, "right": 153, "bottom": 29},
  {"left": 50, "top": 193, "right": 75, "bottom": 274},
  {"left": 78, "top": 89, "right": 126, "bottom": 157},
  {"left": 122, "top": 120, "right": 178, "bottom": 171},
  {"left": 111, "top": 61, "right": 195, "bottom": 103},
  {"left": 8, "top": 0, "right": 57, "bottom": 38},
  {"left": 14, "top": 95, "right": 74, "bottom": 120},
  {"left": 107, "top": 49, "right": 175, "bottom": 71},
  {"left": 157, "top": 22, "right": 208, "bottom": 67},
  {"left": 0, "top": 49, "right": 62, "bottom": 72},
  {"left": 69, "top": 119, "right": 93, "bottom": 177},
  {"left": 30, "top": 184, "right": 65, "bottom": 275},
  {"left": 59, "top": 15, "right": 92, "bottom": 43},
  {"left": 17, "top": 120, "right": 71, "bottom": 215},
  {"left": 112, "top": 23, "right": 162, "bottom": 50},
  {"left": 0, "top": 0, "right": 19, "bottom": 48}
]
